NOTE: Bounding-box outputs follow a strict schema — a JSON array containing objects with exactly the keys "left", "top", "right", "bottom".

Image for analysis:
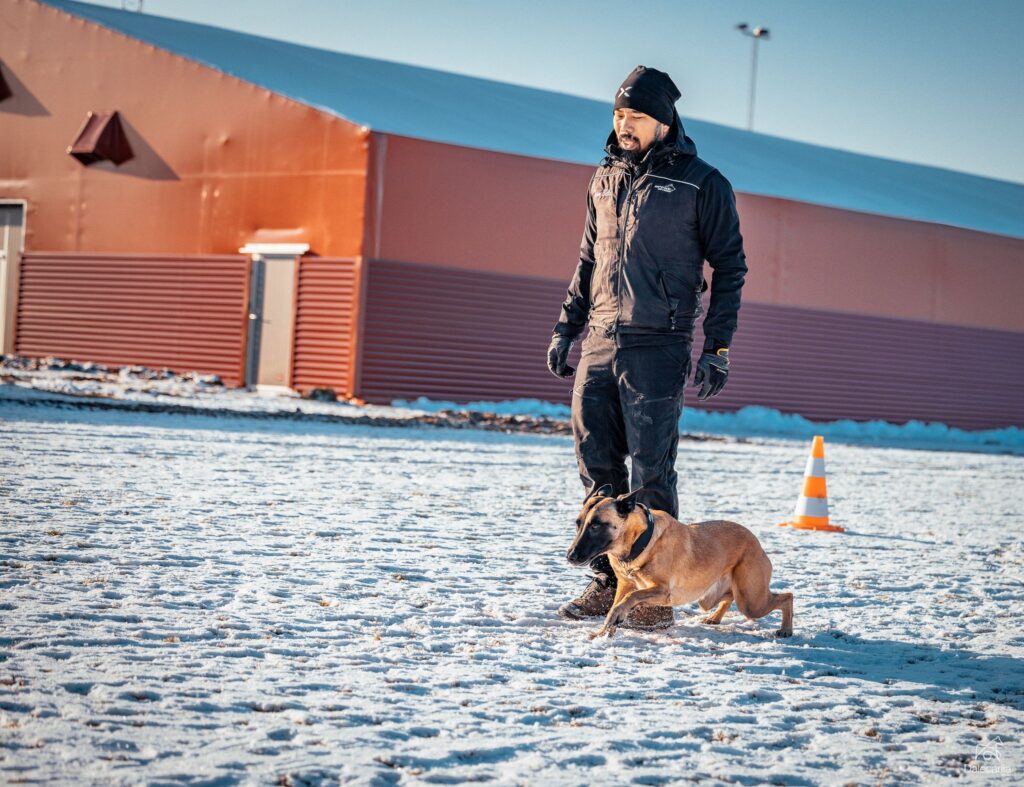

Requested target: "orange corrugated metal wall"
[
  {"left": 355, "top": 258, "right": 1024, "bottom": 430},
  {"left": 291, "top": 257, "right": 362, "bottom": 396},
  {"left": 16, "top": 252, "right": 249, "bottom": 386},
  {"left": 357, "top": 259, "right": 582, "bottom": 405},
  {"left": 362, "top": 136, "right": 1024, "bottom": 429}
]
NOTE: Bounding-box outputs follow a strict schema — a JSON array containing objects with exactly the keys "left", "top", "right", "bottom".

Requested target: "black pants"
[{"left": 571, "top": 329, "right": 692, "bottom": 584}]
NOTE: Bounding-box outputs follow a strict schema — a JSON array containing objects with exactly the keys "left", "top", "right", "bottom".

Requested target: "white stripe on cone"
[
  {"left": 794, "top": 496, "right": 829, "bottom": 518},
  {"left": 803, "top": 456, "right": 826, "bottom": 478}
]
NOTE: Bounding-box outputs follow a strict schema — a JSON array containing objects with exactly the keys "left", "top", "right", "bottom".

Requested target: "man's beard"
[
  {"left": 615, "top": 134, "right": 645, "bottom": 165},
  {"left": 619, "top": 146, "right": 644, "bottom": 166}
]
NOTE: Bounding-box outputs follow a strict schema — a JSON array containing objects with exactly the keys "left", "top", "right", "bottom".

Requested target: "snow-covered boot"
[
  {"left": 558, "top": 575, "right": 615, "bottom": 619},
  {"left": 623, "top": 604, "right": 674, "bottom": 631}
]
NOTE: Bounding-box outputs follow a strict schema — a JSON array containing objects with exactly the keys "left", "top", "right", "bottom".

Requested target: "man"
[{"left": 547, "top": 65, "right": 748, "bottom": 630}]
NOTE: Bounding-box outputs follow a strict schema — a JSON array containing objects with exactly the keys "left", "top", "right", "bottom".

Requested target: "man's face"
[{"left": 613, "top": 108, "right": 669, "bottom": 156}]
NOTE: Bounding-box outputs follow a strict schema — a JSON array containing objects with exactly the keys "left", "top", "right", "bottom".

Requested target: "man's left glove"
[
  {"left": 547, "top": 335, "right": 576, "bottom": 378},
  {"left": 693, "top": 347, "right": 729, "bottom": 400}
]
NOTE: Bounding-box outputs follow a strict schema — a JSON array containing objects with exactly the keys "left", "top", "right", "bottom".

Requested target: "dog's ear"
[
  {"left": 614, "top": 488, "right": 645, "bottom": 517},
  {"left": 586, "top": 483, "right": 615, "bottom": 502}
]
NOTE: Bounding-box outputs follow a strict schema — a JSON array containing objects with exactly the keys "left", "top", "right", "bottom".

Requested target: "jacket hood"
[{"left": 603, "top": 109, "right": 697, "bottom": 166}]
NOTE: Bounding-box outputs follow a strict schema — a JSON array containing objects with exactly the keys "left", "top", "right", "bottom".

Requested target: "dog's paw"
[
  {"left": 701, "top": 617, "right": 721, "bottom": 625},
  {"left": 774, "top": 628, "right": 793, "bottom": 638},
  {"left": 588, "top": 628, "right": 605, "bottom": 640}
]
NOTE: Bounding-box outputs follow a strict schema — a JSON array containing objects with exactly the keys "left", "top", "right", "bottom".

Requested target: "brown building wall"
[
  {"left": 365, "top": 132, "right": 583, "bottom": 280},
  {"left": 742, "top": 197, "right": 1024, "bottom": 332},
  {"left": 291, "top": 256, "right": 362, "bottom": 398},
  {"left": 357, "top": 259, "right": 1024, "bottom": 430},
  {"left": 16, "top": 251, "right": 250, "bottom": 385},
  {"left": 0, "top": 0, "right": 369, "bottom": 257},
  {"left": 374, "top": 134, "right": 1024, "bottom": 333}
]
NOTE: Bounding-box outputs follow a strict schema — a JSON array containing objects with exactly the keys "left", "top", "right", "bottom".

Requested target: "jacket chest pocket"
[
  {"left": 593, "top": 193, "right": 620, "bottom": 240},
  {"left": 635, "top": 182, "right": 696, "bottom": 243},
  {"left": 591, "top": 174, "right": 625, "bottom": 240},
  {"left": 594, "top": 201, "right": 619, "bottom": 240}
]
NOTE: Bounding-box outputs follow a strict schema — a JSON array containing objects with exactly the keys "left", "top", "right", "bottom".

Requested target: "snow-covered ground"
[{"left": 1, "top": 393, "right": 1023, "bottom": 785}]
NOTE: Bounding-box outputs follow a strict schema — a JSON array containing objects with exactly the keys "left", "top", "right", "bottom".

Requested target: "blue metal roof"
[{"left": 43, "top": 0, "right": 1024, "bottom": 239}]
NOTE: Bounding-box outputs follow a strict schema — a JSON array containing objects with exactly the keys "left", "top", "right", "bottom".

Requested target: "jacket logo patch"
[{"left": 654, "top": 183, "right": 676, "bottom": 193}]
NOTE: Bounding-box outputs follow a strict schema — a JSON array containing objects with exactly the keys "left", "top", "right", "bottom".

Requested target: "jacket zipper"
[
  {"left": 612, "top": 168, "right": 637, "bottom": 336},
  {"left": 609, "top": 143, "right": 675, "bottom": 337}
]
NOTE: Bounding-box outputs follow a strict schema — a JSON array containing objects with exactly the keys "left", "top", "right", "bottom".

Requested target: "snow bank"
[{"left": 394, "top": 397, "right": 1024, "bottom": 454}]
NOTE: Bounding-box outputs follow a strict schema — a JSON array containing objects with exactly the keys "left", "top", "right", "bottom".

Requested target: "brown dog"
[{"left": 566, "top": 485, "right": 793, "bottom": 639}]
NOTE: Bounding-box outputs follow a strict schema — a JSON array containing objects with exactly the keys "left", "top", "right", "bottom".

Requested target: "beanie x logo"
[{"left": 617, "top": 86, "right": 632, "bottom": 98}]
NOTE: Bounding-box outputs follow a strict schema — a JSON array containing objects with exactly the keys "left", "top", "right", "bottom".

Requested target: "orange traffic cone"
[{"left": 779, "top": 435, "right": 844, "bottom": 533}]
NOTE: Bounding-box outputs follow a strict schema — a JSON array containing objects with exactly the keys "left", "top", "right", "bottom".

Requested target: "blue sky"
[{"left": 79, "top": 0, "right": 1024, "bottom": 184}]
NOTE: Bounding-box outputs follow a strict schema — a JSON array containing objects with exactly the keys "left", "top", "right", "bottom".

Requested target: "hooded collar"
[{"left": 603, "top": 109, "right": 698, "bottom": 172}]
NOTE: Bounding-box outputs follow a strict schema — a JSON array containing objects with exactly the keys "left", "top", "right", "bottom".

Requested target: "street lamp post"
[{"left": 736, "top": 23, "right": 770, "bottom": 131}]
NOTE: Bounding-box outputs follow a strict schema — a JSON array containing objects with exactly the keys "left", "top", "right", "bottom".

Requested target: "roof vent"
[
  {"left": 67, "top": 111, "right": 134, "bottom": 166},
  {"left": 0, "top": 64, "right": 11, "bottom": 103}
]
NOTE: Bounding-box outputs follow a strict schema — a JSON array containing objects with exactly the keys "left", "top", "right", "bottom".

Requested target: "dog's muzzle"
[{"left": 566, "top": 532, "right": 613, "bottom": 566}]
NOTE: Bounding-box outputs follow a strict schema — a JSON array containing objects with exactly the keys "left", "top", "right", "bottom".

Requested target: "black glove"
[
  {"left": 693, "top": 348, "right": 729, "bottom": 400},
  {"left": 547, "top": 335, "right": 575, "bottom": 378}
]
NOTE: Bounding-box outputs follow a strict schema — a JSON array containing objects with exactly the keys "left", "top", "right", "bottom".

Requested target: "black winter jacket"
[{"left": 553, "top": 112, "right": 747, "bottom": 350}]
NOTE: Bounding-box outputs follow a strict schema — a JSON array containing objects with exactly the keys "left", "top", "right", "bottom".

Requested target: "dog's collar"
[{"left": 624, "top": 503, "right": 656, "bottom": 564}]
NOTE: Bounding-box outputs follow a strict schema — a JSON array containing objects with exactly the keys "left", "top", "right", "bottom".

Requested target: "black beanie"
[{"left": 614, "top": 65, "right": 681, "bottom": 127}]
